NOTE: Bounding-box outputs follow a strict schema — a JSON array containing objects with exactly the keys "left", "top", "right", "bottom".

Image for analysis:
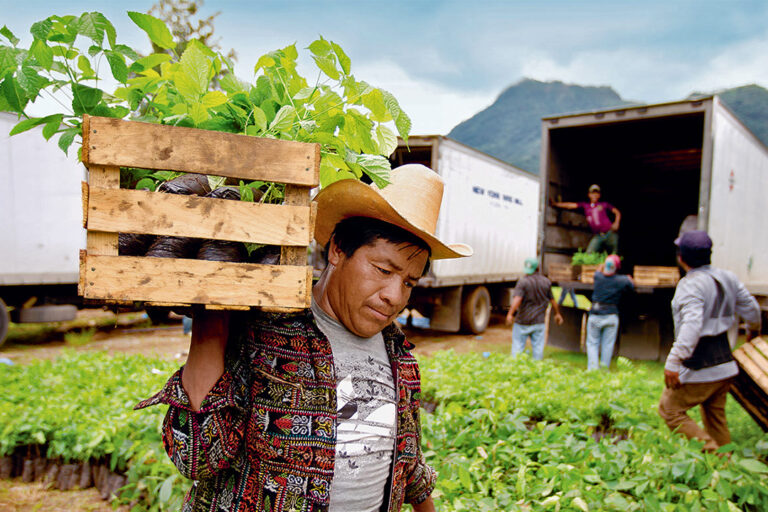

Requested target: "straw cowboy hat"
[{"left": 314, "top": 164, "right": 473, "bottom": 260}]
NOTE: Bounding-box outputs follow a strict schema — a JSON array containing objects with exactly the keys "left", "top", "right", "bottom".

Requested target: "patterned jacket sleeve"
[
  {"left": 135, "top": 343, "right": 250, "bottom": 481},
  {"left": 403, "top": 359, "right": 437, "bottom": 505}
]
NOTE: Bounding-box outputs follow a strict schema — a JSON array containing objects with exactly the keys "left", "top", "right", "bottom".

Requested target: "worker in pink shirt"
[{"left": 551, "top": 184, "right": 621, "bottom": 254}]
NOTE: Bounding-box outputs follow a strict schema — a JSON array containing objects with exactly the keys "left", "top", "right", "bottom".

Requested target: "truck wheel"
[
  {"left": 460, "top": 286, "right": 491, "bottom": 334},
  {"left": 0, "top": 298, "right": 9, "bottom": 347},
  {"left": 15, "top": 305, "right": 77, "bottom": 323}
]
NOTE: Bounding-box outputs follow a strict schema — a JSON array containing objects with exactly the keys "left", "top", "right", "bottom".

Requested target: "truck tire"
[
  {"left": 15, "top": 304, "right": 77, "bottom": 324},
  {"left": 0, "top": 298, "right": 9, "bottom": 347},
  {"left": 460, "top": 286, "right": 491, "bottom": 334}
]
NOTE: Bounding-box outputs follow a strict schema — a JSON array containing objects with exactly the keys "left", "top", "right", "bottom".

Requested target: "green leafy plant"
[
  {"left": 0, "top": 11, "right": 409, "bottom": 191},
  {"left": 571, "top": 249, "right": 608, "bottom": 266}
]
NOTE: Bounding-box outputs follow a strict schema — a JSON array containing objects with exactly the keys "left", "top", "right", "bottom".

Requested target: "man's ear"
[{"left": 327, "top": 237, "right": 344, "bottom": 266}]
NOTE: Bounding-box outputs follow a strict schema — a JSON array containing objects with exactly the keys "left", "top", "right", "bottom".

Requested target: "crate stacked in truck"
[
  {"left": 730, "top": 338, "right": 768, "bottom": 432},
  {"left": 579, "top": 264, "right": 600, "bottom": 284},
  {"left": 633, "top": 266, "right": 680, "bottom": 286},
  {"left": 547, "top": 262, "right": 579, "bottom": 282},
  {"left": 79, "top": 115, "right": 319, "bottom": 311}
]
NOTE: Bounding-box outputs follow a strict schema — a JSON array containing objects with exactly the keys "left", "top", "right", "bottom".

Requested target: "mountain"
[
  {"left": 448, "top": 79, "right": 631, "bottom": 174},
  {"left": 448, "top": 80, "right": 768, "bottom": 175}
]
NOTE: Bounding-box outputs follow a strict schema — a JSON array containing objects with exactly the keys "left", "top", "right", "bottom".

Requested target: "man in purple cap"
[{"left": 658, "top": 231, "right": 761, "bottom": 452}]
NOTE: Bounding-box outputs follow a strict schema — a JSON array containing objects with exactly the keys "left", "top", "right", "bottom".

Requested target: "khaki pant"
[{"left": 657, "top": 379, "right": 733, "bottom": 452}]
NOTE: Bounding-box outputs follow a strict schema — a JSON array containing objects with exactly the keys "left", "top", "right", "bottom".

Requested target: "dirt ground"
[{"left": 0, "top": 310, "right": 516, "bottom": 511}]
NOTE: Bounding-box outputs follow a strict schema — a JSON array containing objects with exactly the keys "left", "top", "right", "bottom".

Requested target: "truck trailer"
[
  {"left": 0, "top": 112, "right": 86, "bottom": 345},
  {"left": 391, "top": 135, "right": 540, "bottom": 333},
  {"left": 539, "top": 96, "right": 768, "bottom": 360}
]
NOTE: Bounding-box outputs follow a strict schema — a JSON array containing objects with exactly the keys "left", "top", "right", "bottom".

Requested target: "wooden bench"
[{"left": 79, "top": 115, "right": 319, "bottom": 311}]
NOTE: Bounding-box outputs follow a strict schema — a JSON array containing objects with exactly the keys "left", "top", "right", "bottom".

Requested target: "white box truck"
[
  {"left": 391, "top": 136, "right": 540, "bottom": 333},
  {"left": 539, "top": 96, "right": 768, "bottom": 360},
  {"left": 0, "top": 112, "right": 85, "bottom": 345}
]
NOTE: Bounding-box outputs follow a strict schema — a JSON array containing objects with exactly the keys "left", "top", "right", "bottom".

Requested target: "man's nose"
[{"left": 379, "top": 278, "right": 406, "bottom": 306}]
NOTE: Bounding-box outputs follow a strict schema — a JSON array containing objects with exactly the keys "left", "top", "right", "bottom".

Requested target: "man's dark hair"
[
  {"left": 678, "top": 246, "right": 711, "bottom": 268},
  {"left": 329, "top": 216, "right": 431, "bottom": 275}
]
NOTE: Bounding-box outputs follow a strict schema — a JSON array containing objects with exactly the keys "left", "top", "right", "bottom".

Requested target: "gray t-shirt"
[
  {"left": 311, "top": 300, "right": 397, "bottom": 512},
  {"left": 513, "top": 274, "right": 554, "bottom": 325}
]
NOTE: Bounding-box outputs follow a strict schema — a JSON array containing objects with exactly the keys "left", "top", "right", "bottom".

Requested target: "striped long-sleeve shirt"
[{"left": 666, "top": 265, "right": 761, "bottom": 383}]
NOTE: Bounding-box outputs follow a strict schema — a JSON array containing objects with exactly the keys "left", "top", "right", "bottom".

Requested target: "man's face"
[
  {"left": 324, "top": 238, "right": 428, "bottom": 338},
  {"left": 588, "top": 190, "right": 601, "bottom": 203}
]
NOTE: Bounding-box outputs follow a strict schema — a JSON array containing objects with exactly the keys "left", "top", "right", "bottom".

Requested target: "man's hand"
[
  {"left": 554, "top": 312, "right": 564, "bottom": 325},
  {"left": 505, "top": 312, "right": 514, "bottom": 326},
  {"left": 746, "top": 329, "right": 759, "bottom": 342},
  {"left": 413, "top": 496, "right": 436, "bottom": 512},
  {"left": 664, "top": 369, "right": 681, "bottom": 389},
  {"left": 611, "top": 221, "right": 620, "bottom": 232}
]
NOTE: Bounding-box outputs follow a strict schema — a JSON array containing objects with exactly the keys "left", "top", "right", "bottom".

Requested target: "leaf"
[
  {"left": 57, "top": 127, "right": 77, "bottom": 154},
  {"left": 250, "top": 106, "right": 267, "bottom": 131},
  {"left": 254, "top": 54, "right": 275, "bottom": 72},
  {"left": 177, "top": 44, "right": 211, "bottom": 99},
  {"left": 375, "top": 125, "right": 398, "bottom": 156},
  {"left": 0, "top": 47, "right": 18, "bottom": 77},
  {"left": 572, "top": 497, "right": 589, "bottom": 512},
  {"left": 77, "top": 55, "right": 96, "bottom": 78},
  {"left": 127, "top": 11, "right": 175, "bottom": 50},
  {"left": 105, "top": 51, "right": 128, "bottom": 83},
  {"left": 42, "top": 114, "right": 63, "bottom": 140},
  {"left": 30, "top": 39, "right": 54, "bottom": 70},
  {"left": 112, "top": 44, "right": 139, "bottom": 61},
  {"left": 135, "top": 178, "right": 155, "bottom": 191},
  {"left": 30, "top": 19, "right": 53, "bottom": 40},
  {"left": 9, "top": 115, "right": 57, "bottom": 135},
  {"left": 17, "top": 65, "right": 48, "bottom": 97},
  {"left": 381, "top": 89, "right": 411, "bottom": 141},
  {"left": 219, "top": 72, "right": 244, "bottom": 94},
  {"left": 330, "top": 41, "right": 351, "bottom": 75},
  {"left": 308, "top": 38, "right": 332, "bottom": 58},
  {"left": 319, "top": 160, "right": 356, "bottom": 187},
  {"left": 1, "top": 75, "right": 29, "bottom": 113},
  {"left": 71, "top": 83, "right": 103, "bottom": 115},
  {"left": 74, "top": 12, "right": 106, "bottom": 45},
  {"left": 0, "top": 26, "right": 19, "bottom": 46},
  {"left": 269, "top": 105, "right": 296, "bottom": 133},
  {"left": 738, "top": 458, "right": 768, "bottom": 474},
  {"left": 201, "top": 91, "right": 227, "bottom": 109},
  {"left": 313, "top": 55, "right": 340, "bottom": 80},
  {"left": 129, "top": 53, "right": 171, "bottom": 73},
  {"left": 356, "top": 154, "right": 391, "bottom": 188}
]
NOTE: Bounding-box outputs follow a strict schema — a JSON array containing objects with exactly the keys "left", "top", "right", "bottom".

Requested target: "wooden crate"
[
  {"left": 79, "top": 115, "right": 320, "bottom": 311},
  {"left": 579, "top": 264, "right": 600, "bottom": 284},
  {"left": 633, "top": 266, "right": 680, "bottom": 286},
  {"left": 731, "top": 337, "right": 768, "bottom": 432},
  {"left": 547, "top": 262, "right": 579, "bottom": 282}
]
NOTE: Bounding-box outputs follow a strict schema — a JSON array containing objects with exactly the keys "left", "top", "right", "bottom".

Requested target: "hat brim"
[{"left": 314, "top": 179, "right": 472, "bottom": 260}]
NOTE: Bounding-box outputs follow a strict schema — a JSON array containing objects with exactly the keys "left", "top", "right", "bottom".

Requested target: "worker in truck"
[
  {"left": 550, "top": 184, "right": 621, "bottom": 254},
  {"left": 136, "top": 164, "right": 473, "bottom": 512},
  {"left": 658, "top": 231, "right": 761, "bottom": 452},
  {"left": 585, "top": 254, "right": 633, "bottom": 370},
  {"left": 506, "top": 257, "right": 564, "bottom": 360}
]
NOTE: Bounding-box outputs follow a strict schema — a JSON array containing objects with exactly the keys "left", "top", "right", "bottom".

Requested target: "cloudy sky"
[{"left": 3, "top": 0, "right": 768, "bottom": 134}]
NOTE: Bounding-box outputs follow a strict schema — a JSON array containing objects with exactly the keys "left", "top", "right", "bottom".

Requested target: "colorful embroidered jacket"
[{"left": 136, "top": 309, "right": 436, "bottom": 512}]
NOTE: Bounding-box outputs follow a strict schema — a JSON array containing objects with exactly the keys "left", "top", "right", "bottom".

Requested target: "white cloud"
[
  {"left": 678, "top": 32, "right": 768, "bottom": 96},
  {"left": 355, "top": 60, "right": 497, "bottom": 135}
]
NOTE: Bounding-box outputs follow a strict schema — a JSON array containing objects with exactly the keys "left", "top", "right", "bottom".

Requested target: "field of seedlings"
[{"left": 1, "top": 348, "right": 767, "bottom": 511}]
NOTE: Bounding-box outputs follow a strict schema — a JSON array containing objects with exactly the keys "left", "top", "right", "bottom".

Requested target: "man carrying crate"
[
  {"left": 137, "top": 164, "right": 471, "bottom": 512},
  {"left": 658, "top": 231, "right": 761, "bottom": 452}
]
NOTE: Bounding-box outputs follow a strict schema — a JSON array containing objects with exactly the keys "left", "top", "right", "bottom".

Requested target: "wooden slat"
[
  {"left": 753, "top": 338, "right": 768, "bottom": 358},
  {"left": 86, "top": 165, "right": 119, "bottom": 255},
  {"left": 82, "top": 255, "right": 310, "bottom": 308},
  {"left": 86, "top": 186, "right": 312, "bottom": 246},
  {"left": 83, "top": 115, "right": 320, "bottom": 187},
  {"left": 742, "top": 343, "right": 768, "bottom": 381},
  {"left": 81, "top": 182, "right": 89, "bottom": 228},
  {"left": 734, "top": 347, "right": 768, "bottom": 393},
  {"left": 730, "top": 385, "right": 768, "bottom": 431}
]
